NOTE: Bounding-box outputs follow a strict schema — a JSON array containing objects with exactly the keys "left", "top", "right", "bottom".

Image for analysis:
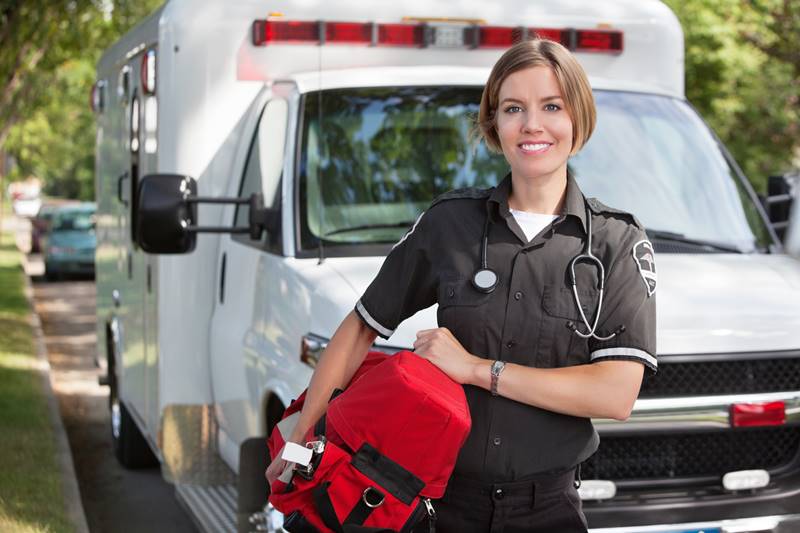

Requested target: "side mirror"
[
  {"left": 787, "top": 189, "right": 800, "bottom": 258},
  {"left": 135, "top": 173, "right": 281, "bottom": 254},
  {"left": 765, "top": 173, "right": 797, "bottom": 241},
  {"left": 136, "top": 174, "right": 198, "bottom": 253}
]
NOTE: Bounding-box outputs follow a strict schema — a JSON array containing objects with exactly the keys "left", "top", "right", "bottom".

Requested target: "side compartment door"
[
  {"left": 209, "top": 97, "right": 288, "bottom": 468},
  {"left": 117, "top": 55, "right": 149, "bottom": 427}
]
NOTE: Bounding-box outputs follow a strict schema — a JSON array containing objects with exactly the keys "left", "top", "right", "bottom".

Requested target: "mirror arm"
[{"left": 182, "top": 194, "right": 276, "bottom": 239}]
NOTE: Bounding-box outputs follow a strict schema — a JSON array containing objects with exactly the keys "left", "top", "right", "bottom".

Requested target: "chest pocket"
[
  {"left": 538, "top": 284, "right": 598, "bottom": 368},
  {"left": 437, "top": 277, "right": 491, "bottom": 347}
]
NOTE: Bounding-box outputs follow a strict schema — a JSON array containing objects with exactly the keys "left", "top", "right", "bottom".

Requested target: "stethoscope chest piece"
[{"left": 472, "top": 268, "right": 498, "bottom": 293}]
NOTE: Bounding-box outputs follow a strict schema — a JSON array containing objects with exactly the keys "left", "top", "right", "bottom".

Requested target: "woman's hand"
[
  {"left": 265, "top": 447, "right": 289, "bottom": 489},
  {"left": 413, "top": 327, "right": 482, "bottom": 384}
]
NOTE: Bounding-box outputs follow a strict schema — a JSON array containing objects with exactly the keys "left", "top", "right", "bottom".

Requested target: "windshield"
[
  {"left": 52, "top": 209, "right": 96, "bottom": 232},
  {"left": 297, "top": 87, "right": 771, "bottom": 256}
]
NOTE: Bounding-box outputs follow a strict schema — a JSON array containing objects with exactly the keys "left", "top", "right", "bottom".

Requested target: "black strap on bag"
[{"left": 313, "top": 482, "right": 394, "bottom": 533}]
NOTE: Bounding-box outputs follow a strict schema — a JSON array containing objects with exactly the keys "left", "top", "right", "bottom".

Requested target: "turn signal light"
[{"left": 730, "top": 401, "right": 785, "bottom": 428}]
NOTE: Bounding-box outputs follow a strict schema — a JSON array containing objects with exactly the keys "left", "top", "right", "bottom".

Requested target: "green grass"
[{"left": 0, "top": 233, "right": 73, "bottom": 533}]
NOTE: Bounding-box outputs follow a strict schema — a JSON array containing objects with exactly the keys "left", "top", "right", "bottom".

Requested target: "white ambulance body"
[{"left": 94, "top": 1, "right": 800, "bottom": 531}]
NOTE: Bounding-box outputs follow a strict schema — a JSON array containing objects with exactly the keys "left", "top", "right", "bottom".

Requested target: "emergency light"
[
  {"left": 141, "top": 48, "right": 156, "bottom": 95},
  {"left": 251, "top": 19, "right": 623, "bottom": 53}
]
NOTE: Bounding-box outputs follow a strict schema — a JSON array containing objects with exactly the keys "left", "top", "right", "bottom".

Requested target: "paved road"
[{"left": 15, "top": 217, "right": 198, "bottom": 533}]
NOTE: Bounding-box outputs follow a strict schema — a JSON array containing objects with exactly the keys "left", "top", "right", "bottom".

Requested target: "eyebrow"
[{"left": 499, "top": 95, "right": 564, "bottom": 105}]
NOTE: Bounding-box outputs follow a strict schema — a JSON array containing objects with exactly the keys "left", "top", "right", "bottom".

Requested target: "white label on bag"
[{"left": 281, "top": 442, "right": 313, "bottom": 466}]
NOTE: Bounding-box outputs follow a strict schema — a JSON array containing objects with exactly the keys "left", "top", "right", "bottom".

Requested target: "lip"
[{"left": 518, "top": 141, "right": 553, "bottom": 155}]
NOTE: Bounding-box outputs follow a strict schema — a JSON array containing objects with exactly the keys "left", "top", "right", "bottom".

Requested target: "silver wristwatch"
[{"left": 490, "top": 360, "right": 506, "bottom": 396}]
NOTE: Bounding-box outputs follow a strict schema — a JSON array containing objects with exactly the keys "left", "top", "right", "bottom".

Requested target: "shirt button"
[
  {"left": 514, "top": 291, "right": 523, "bottom": 300},
  {"left": 493, "top": 437, "right": 501, "bottom": 446},
  {"left": 494, "top": 488, "right": 505, "bottom": 500},
  {"left": 506, "top": 340, "right": 515, "bottom": 348},
  {"left": 448, "top": 288, "right": 455, "bottom": 298}
]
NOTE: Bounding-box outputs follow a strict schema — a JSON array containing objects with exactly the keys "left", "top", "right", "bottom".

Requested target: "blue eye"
[
  {"left": 544, "top": 103, "right": 561, "bottom": 111},
  {"left": 504, "top": 105, "right": 522, "bottom": 113}
]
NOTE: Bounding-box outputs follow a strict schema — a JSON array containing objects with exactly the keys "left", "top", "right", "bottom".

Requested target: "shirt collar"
[{"left": 486, "top": 171, "right": 588, "bottom": 235}]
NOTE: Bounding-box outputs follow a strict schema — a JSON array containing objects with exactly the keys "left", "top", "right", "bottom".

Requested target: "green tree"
[
  {"left": 1, "top": 0, "right": 162, "bottom": 200},
  {"left": 664, "top": 0, "right": 799, "bottom": 192}
]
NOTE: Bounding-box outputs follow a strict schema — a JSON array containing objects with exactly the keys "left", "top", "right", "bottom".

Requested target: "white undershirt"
[{"left": 509, "top": 209, "right": 559, "bottom": 242}]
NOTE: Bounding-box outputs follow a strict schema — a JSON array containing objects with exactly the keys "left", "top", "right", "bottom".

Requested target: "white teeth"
[{"left": 521, "top": 143, "right": 550, "bottom": 151}]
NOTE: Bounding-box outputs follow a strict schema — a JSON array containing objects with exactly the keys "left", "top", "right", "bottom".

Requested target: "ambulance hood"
[{"left": 323, "top": 254, "right": 800, "bottom": 355}]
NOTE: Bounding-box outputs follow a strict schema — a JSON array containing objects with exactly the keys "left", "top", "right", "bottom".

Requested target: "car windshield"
[
  {"left": 52, "top": 209, "right": 96, "bottom": 232},
  {"left": 297, "top": 87, "right": 771, "bottom": 256}
]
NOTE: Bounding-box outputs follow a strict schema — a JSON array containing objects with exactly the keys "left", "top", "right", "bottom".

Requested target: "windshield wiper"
[
  {"left": 322, "top": 221, "right": 417, "bottom": 238},
  {"left": 646, "top": 229, "right": 744, "bottom": 253}
]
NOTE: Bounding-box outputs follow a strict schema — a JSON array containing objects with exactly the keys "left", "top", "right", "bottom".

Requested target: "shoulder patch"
[
  {"left": 430, "top": 187, "right": 492, "bottom": 209},
  {"left": 586, "top": 197, "right": 643, "bottom": 230},
  {"left": 632, "top": 239, "right": 657, "bottom": 297}
]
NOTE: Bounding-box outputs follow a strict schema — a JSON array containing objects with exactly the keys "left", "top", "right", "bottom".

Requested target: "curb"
[{"left": 20, "top": 257, "right": 91, "bottom": 533}]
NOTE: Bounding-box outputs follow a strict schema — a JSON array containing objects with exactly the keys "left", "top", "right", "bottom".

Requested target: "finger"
[{"left": 415, "top": 328, "right": 438, "bottom": 339}]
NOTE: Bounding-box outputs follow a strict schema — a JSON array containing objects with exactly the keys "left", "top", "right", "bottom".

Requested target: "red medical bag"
[{"left": 268, "top": 351, "right": 471, "bottom": 533}]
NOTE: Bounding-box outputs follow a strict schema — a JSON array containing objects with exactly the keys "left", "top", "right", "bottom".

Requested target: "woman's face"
[{"left": 495, "top": 65, "right": 573, "bottom": 182}]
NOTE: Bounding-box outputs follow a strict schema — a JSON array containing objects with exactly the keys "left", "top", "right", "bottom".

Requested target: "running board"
[{"left": 176, "top": 483, "right": 237, "bottom": 533}]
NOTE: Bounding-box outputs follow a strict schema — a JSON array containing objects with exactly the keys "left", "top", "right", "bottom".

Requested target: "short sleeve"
[
  {"left": 588, "top": 230, "right": 658, "bottom": 375},
  {"left": 354, "top": 211, "right": 437, "bottom": 340}
]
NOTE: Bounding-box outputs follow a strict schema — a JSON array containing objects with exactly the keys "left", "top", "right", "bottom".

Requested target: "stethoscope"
[{"left": 471, "top": 204, "right": 624, "bottom": 341}]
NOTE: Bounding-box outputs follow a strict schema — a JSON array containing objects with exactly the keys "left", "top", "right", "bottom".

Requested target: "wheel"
[
  {"left": 44, "top": 263, "right": 58, "bottom": 281},
  {"left": 107, "top": 328, "right": 158, "bottom": 469},
  {"left": 236, "top": 400, "right": 286, "bottom": 532}
]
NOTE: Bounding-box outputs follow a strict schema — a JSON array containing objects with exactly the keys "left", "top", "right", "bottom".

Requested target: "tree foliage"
[
  {"left": 1, "top": 1, "right": 798, "bottom": 200},
  {"left": 1, "top": 0, "right": 161, "bottom": 199},
  {"left": 664, "top": 0, "right": 800, "bottom": 192}
]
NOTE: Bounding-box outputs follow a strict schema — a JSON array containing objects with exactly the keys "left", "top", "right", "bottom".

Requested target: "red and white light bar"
[{"left": 251, "top": 19, "right": 623, "bottom": 53}]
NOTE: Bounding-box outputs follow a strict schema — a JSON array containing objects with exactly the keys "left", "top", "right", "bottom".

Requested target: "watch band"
[{"left": 490, "top": 360, "right": 506, "bottom": 396}]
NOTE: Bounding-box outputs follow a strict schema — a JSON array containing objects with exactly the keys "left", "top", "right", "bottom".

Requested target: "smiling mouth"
[{"left": 519, "top": 142, "right": 552, "bottom": 154}]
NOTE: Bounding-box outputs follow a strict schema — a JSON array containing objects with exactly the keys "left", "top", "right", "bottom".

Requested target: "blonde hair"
[{"left": 478, "top": 38, "right": 596, "bottom": 155}]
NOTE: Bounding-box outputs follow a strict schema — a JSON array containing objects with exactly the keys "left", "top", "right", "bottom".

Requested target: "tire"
[
  {"left": 107, "top": 328, "right": 158, "bottom": 469},
  {"left": 236, "top": 399, "right": 287, "bottom": 533},
  {"left": 44, "top": 263, "right": 58, "bottom": 281}
]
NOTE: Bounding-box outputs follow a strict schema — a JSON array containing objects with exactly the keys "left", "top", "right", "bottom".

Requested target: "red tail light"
[{"left": 730, "top": 401, "right": 785, "bottom": 428}]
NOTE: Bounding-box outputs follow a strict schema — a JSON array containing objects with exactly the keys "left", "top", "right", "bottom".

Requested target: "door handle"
[
  {"left": 117, "top": 171, "right": 129, "bottom": 206},
  {"left": 219, "top": 253, "right": 227, "bottom": 304}
]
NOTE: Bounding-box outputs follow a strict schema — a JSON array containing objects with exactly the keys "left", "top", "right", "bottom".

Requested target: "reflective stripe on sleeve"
[
  {"left": 391, "top": 211, "right": 425, "bottom": 251},
  {"left": 590, "top": 347, "right": 657, "bottom": 369},
  {"left": 355, "top": 299, "right": 394, "bottom": 338}
]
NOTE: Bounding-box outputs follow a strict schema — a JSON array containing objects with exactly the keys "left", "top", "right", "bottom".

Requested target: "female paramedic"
[{"left": 267, "top": 37, "right": 657, "bottom": 532}]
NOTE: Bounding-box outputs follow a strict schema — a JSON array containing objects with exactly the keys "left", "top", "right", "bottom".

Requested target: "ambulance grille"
[
  {"left": 583, "top": 426, "right": 800, "bottom": 483},
  {"left": 639, "top": 354, "right": 800, "bottom": 398}
]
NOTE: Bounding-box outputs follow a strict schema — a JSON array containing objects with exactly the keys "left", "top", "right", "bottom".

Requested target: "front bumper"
[
  {"left": 590, "top": 513, "right": 800, "bottom": 532},
  {"left": 45, "top": 257, "right": 95, "bottom": 274}
]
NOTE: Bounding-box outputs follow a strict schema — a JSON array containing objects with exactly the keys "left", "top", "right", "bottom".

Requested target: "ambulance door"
[
  {"left": 138, "top": 48, "right": 160, "bottom": 435},
  {"left": 209, "top": 96, "right": 289, "bottom": 467},
  {"left": 117, "top": 54, "right": 149, "bottom": 428}
]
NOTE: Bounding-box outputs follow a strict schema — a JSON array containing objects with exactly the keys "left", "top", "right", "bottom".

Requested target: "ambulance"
[{"left": 93, "top": 0, "right": 800, "bottom": 531}]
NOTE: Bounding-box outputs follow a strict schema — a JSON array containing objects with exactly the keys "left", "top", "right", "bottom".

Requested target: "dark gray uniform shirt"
[{"left": 354, "top": 173, "right": 657, "bottom": 482}]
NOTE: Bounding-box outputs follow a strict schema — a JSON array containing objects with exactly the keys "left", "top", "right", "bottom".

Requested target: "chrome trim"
[
  {"left": 589, "top": 513, "right": 800, "bottom": 533},
  {"left": 657, "top": 349, "right": 800, "bottom": 363},
  {"left": 594, "top": 390, "right": 800, "bottom": 432}
]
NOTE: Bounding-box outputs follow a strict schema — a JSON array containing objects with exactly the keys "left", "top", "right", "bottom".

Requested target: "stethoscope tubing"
[{"left": 472, "top": 203, "right": 621, "bottom": 341}]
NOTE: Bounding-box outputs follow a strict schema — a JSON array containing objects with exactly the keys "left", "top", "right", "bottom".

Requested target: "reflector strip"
[{"left": 730, "top": 401, "right": 785, "bottom": 428}]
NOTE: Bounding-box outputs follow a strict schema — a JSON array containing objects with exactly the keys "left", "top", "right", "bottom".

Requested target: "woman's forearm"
[
  {"left": 468, "top": 358, "right": 644, "bottom": 420},
  {"left": 287, "top": 310, "right": 377, "bottom": 443}
]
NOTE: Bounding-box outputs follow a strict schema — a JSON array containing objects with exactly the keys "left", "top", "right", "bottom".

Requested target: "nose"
[{"left": 521, "top": 110, "right": 543, "bottom": 134}]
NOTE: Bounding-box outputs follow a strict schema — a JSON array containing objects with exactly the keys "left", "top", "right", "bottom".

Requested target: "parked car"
[
  {"left": 30, "top": 201, "right": 75, "bottom": 253},
  {"left": 42, "top": 203, "right": 97, "bottom": 280}
]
